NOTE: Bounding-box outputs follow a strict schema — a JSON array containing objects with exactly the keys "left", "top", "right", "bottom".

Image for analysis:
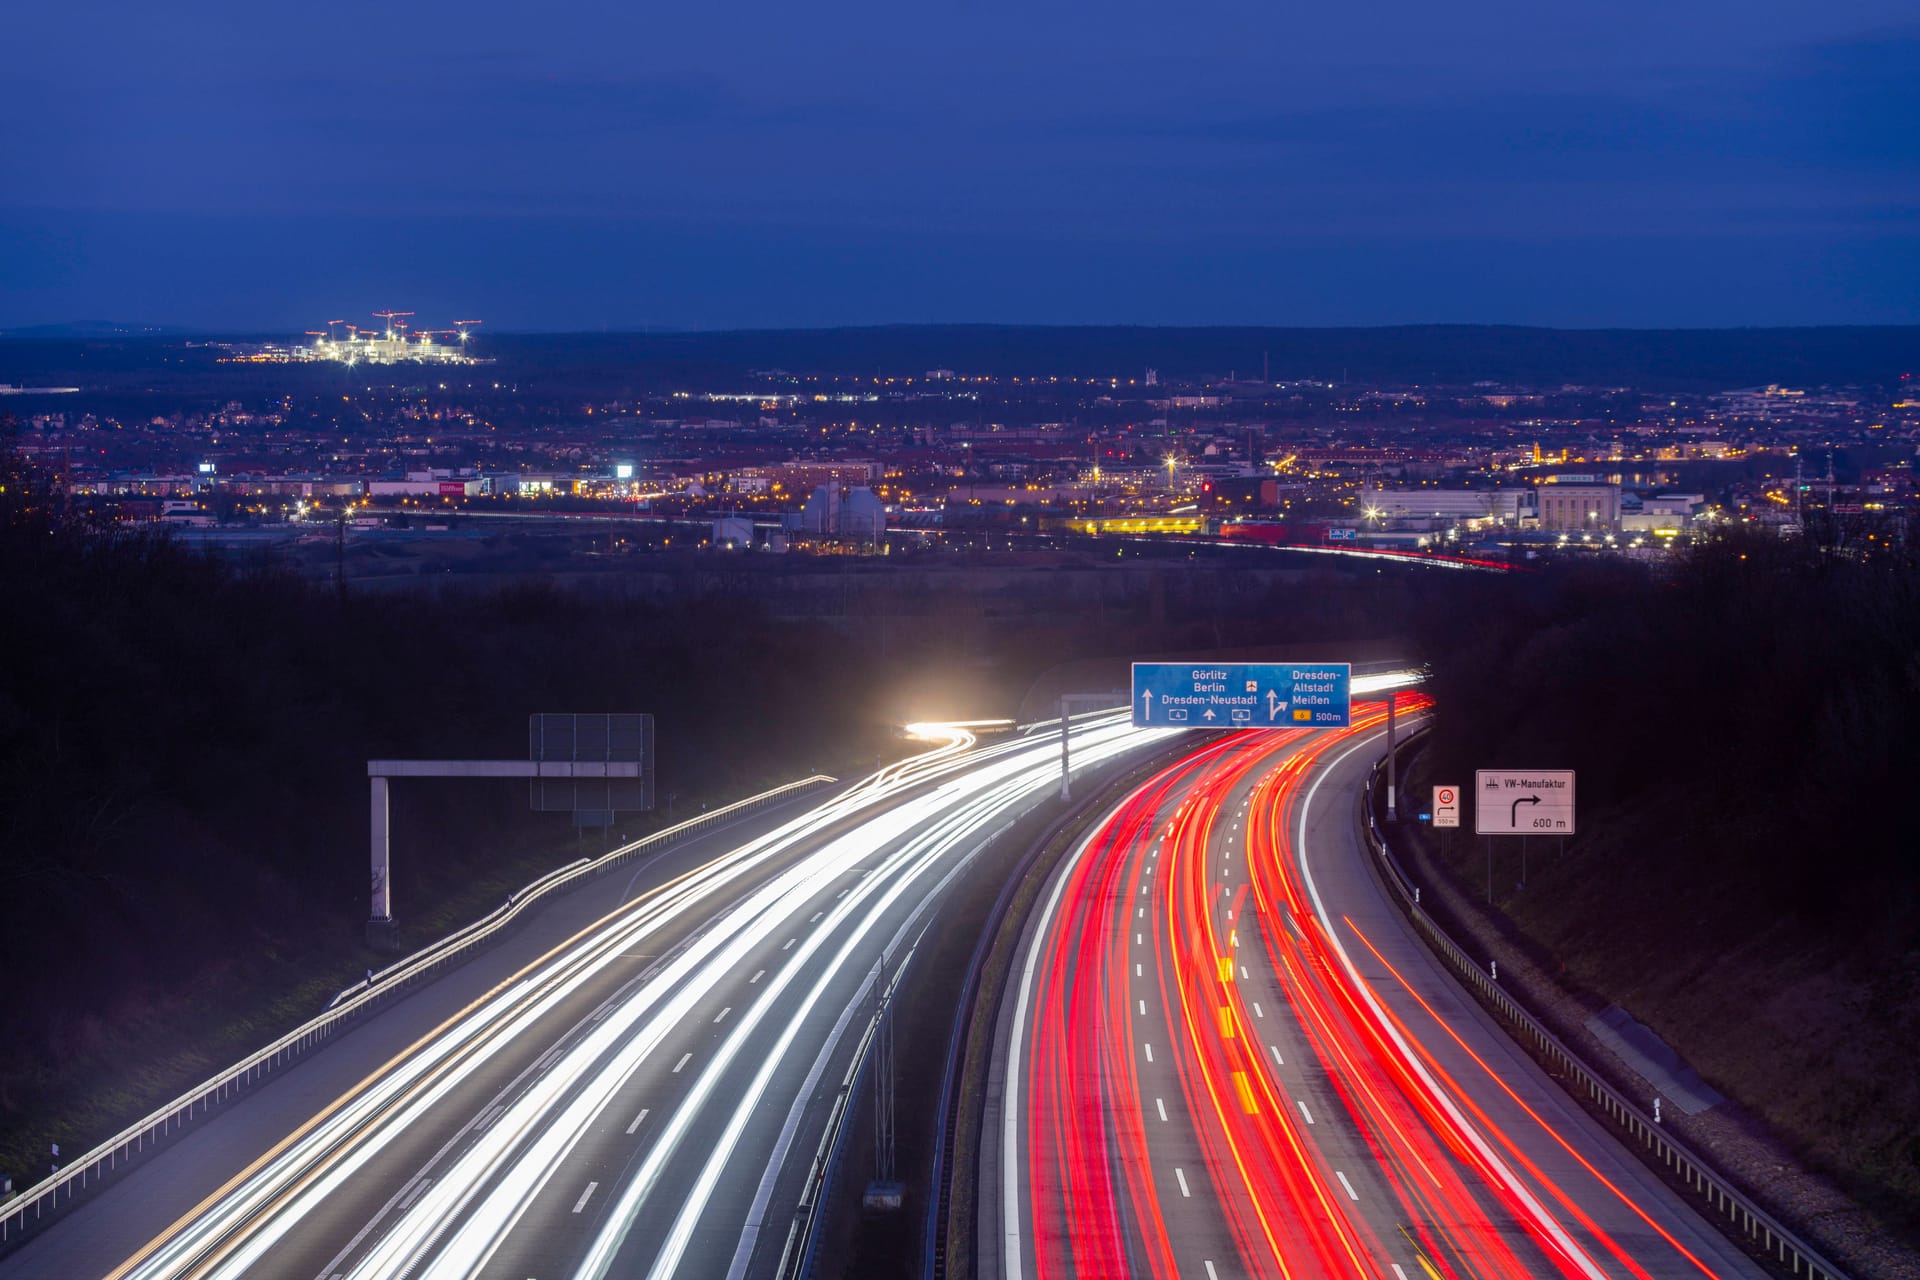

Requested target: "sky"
[{"left": 2, "top": 0, "right": 1916, "bottom": 331}]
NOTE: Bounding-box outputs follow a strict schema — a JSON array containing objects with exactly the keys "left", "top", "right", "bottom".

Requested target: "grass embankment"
[
  {"left": 1410, "top": 533, "right": 1920, "bottom": 1266},
  {"left": 0, "top": 828, "right": 583, "bottom": 1192},
  {"left": 0, "top": 473, "right": 895, "bottom": 1195}
]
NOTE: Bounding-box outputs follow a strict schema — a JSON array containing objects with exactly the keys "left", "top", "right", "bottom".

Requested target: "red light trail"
[{"left": 1012, "top": 704, "right": 1748, "bottom": 1279}]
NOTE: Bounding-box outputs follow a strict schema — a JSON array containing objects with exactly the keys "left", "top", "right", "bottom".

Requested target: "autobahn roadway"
[
  {"left": 988, "top": 704, "right": 1771, "bottom": 1280},
  {"left": 0, "top": 712, "right": 1169, "bottom": 1280}
]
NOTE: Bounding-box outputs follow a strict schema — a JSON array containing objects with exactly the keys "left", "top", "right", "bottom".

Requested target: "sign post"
[
  {"left": 1131, "top": 663, "right": 1351, "bottom": 730},
  {"left": 1474, "top": 770, "right": 1574, "bottom": 901},
  {"left": 1056, "top": 692, "right": 1128, "bottom": 800},
  {"left": 1385, "top": 692, "right": 1398, "bottom": 820}
]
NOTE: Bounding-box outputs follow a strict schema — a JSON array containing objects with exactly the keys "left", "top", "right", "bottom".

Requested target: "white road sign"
[
  {"left": 1432, "top": 784, "right": 1460, "bottom": 828},
  {"left": 1474, "top": 770, "right": 1575, "bottom": 835}
]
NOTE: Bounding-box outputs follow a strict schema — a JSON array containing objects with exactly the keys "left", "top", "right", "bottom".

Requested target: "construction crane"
[
  {"left": 303, "top": 312, "right": 481, "bottom": 365},
  {"left": 371, "top": 309, "right": 415, "bottom": 339}
]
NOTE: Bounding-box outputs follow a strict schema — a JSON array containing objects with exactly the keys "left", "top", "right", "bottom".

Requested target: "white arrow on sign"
[
  {"left": 1141, "top": 688, "right": 1153, "bottom": 721},
  {"left": 1266, "top": 690, "right": 1283, "bottom": 720},
  {"left": 1203, "top": 709, "right": 1216, "bottom": 721}
]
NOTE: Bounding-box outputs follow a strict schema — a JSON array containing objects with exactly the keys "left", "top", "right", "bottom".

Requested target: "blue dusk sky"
[{"left": 2, "top": 0, "right": 1915, "bottom": 330}]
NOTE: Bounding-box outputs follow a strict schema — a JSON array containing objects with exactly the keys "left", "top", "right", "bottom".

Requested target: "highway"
[
  {"left": 1, "top": 713, "right": 1167, "bottom": 1280},
  {"left": 990, "top": 707, "right": 1770, "bottom": 1280}
]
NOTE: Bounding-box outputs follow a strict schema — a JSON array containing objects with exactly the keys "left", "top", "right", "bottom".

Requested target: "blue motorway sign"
[{"left": 1131, "top": 663, "right": 1352, "bottom": 730}]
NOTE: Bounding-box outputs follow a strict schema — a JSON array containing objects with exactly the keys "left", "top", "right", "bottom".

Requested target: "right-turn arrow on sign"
[{"left": 1474, "top": 770, "right": 1576, "bottom": 834}]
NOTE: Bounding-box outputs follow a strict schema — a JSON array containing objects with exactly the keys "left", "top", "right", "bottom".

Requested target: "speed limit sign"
[{"left": 1433, "top": 785, "right": 1460, "bottom": 828}]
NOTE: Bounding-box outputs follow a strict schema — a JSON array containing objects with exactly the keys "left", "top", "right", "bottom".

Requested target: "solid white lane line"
[
  {"left": 714, "top": 1006, "right": 731, "bottom": 1024},
  {"left": 673, "top": 1052, "right": 692, "bottom": 1073},
  {"left": 1156, "top": 1098, "right": 1168, "bottom": 1122},
  {"left": 749, "top": 969, "right": 765, "bottom": 984},
  {"left": 1336, "top": 1171, "right": 1359, "bottom": 1201},
  {"left": 1005, "top": 817, "right": 1106, "bottom": 1280},
  {"left": 397, "top": 1178, "right": 432, "bottom": 1212},
  {"left": 1175, "top": 1168, "right": 1191, "bottom": 1198},
  {"left": 1144, "top": 1043, "right": 1154, "bottom": 1063},
  {"left": 572, "top": 1181, "right": 599, "bottom": 1214},
  {"left": 1298, "top": 1099, "right": 1315, "bottom": 1124},
  {"left": 626, "top": 1107, "right": 650, "bottom": 1135},
  {"left": 1296, "top": 725, "right": 1609, "bottom": 1280}
]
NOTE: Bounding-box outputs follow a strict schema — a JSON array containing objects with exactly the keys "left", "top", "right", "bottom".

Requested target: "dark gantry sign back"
[{"left": 530, "top": 713, "right": 655, "bottom": 814}]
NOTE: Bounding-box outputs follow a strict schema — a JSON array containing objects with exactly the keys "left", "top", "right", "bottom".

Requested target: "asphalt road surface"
[
  {"left": 2, "top": 713, "right": 1166, "bottom": 1280},
  {"left": 988, "top": 703, "right": 1770, "bottom": 1280}
]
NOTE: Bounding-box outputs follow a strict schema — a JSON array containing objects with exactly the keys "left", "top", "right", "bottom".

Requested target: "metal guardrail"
[
  {"left": 1358, "top": 735, "right": 1849, "bottom": 1280},
  {"left": 924, "top": 734, "right": 1213, "bottom": 1280},
  {"left": 779, "top": 944, "right": 920, "bottom": 1280},
  {"left": 0, "top": 773, "right": 837, "bottom": 1250},
  {"left": 922, "top": 799, "right": 1091, "bottom": 1280}
]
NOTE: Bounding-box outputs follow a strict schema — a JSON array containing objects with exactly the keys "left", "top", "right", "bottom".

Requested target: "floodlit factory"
[{"left": 301, "top": 313, "right": 484, "bottom": 365}]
